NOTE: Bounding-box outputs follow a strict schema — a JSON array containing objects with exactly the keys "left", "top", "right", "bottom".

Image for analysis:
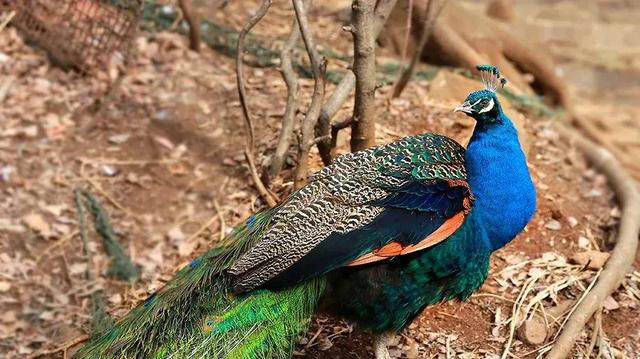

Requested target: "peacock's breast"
[{"left": 322, "top": 213, "right": 491, "bottom": 333}]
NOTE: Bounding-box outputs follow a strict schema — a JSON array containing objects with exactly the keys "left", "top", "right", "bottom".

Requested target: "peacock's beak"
[{"left": 453, "top": 102, "right": 473, "bottom": 114}]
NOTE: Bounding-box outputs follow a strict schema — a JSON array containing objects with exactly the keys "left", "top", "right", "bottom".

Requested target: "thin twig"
[
  {"left": 546, "top": 125, "right": 640, "bottom": 359},
  {"left": 35, "top": 230, "right": 80, "bottom": 263},
  {"left": 0, "top": 10, "right": 15, "bottom": 32},
  {"left": 350, "top": 0, "right": 378, "bottom": 152},
  {"left": 315, "top": 0, "right": 398, "bottom": 164},
  {"left": 584, "top": 308, "right": 602, "bottom": 359},
  {"left": 184, "top": 197, "right": 226, "bottom": 243},
  {"left": 391, "top": 0, "right": 447, "bottom": 98},
  {"left": 263, "top": 16, "right": 301, "bottom": 184},
  {"left": 500, "top": 274, "right": 542, "bottom": 359},
  {"left": 236, "top": 0, "right": 278, "bottom": 207},
  {"left": 292, "top": 0, "right": 326, "bottom": 189},
  {"left": 212, "top": 198, "right": 226, "bottom": 241},
  {"left": 0, "top": 75, "right": 14, "bottom": 104},
  {"left": 26, "top": 335, "right": 90, "bottom": 359}
]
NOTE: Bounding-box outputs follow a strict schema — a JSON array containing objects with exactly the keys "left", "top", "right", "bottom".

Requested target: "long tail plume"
[{"left": 76, "top": 210, "right": 325, "bottom": 359}]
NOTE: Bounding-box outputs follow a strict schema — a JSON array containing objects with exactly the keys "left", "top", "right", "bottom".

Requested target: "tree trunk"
[{"left": 350, "top": 0, "right": 377, "bottom": 152}]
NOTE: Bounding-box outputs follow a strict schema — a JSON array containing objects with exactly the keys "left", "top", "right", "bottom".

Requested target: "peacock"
[{"left": 76, "top": 65, "right": 536, "bottom": 359}]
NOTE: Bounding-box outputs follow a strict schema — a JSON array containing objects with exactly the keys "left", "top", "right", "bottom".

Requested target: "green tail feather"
[{"left": 76, "top": 209, "right": 326, "bottom": 358}]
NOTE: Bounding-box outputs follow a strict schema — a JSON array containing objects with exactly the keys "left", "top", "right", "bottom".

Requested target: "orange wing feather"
[{"left": 347, "top": 211, "right": 466, "bottom": 267}]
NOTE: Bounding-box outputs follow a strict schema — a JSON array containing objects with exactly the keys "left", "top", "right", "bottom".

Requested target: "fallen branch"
[
  {"left": 350, "top": 0, "right": 378, "bottom": 151},
  {"left": 263, "top": 16, "right": 301, "bottom": 185},
  {"left": 569, "top": 113, "right": 640, "bottom": 181},
  {"left": 545, "top": 124, "right": 640, "bottom": 359},
  {"left": 316, "top": 0, "right": 398, "bottom": 164},
  {"left": 391, "top": 0, "right": 446, "bottom": 98},
  {"left": 292, "top": 0, "right": 326, "bottom": 189},
  {"left": 178, "top": 0, "right": 201, "bottom": 51},
  {"left": 236, "top": 0, "right": 278, "bottom": 207}
]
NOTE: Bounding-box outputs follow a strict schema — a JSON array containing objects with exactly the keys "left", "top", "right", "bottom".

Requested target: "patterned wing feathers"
[{"left": 228, "top": 134, "right": 472, "bottom": 292}]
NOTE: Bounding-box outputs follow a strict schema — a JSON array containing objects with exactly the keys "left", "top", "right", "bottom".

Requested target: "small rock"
[
  {"left": 0, "top": 165, "right": 12, "bottom": 182},
  {"left": 126, "top": 172, "right": 141, "bottom": 185},
  {"left": 544, "top": 219, "right": 562, "bottom": 231},
  {"left": 603, "top": 295, "right": 620, "bottom": 311},
  {"left": 101, "top": 164, "right": 119, "bottom": 177},
  {"left": 0, "top": 281, "right": 10, "bottom": 292},
  {"left": 108, "top": 133, "right": 131, "bottom": 144},
  {"left": 569, "top": 250, "right": 610, "bottom": 270},
  {"left": 578, "top": 236, "right": 591, "bottom": 249},
  {"left": 567, "top": 216, "right": 578, "bottom": 228},
  {"left": 517, "top": 318, "right": 547, "bottom": 345}
]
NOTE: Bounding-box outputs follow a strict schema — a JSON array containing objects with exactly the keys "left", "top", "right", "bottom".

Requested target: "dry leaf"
[{"left": 22, "top": 212, "right": 51, "bottom": 237}]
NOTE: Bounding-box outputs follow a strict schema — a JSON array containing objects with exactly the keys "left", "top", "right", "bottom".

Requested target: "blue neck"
[{"left": 465, "top": 110, "right": 537, "bottom": 251}]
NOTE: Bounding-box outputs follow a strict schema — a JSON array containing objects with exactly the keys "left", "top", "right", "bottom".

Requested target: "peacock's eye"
[{"left": 479, "top": 99, "right": 490, "bottom": 107}]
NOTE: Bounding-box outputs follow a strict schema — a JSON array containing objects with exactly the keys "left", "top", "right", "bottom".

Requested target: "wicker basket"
[{"left": 5, "top": 0, "right": 142, "bottom": 72}]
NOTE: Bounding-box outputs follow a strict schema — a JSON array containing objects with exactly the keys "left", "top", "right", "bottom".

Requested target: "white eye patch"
[{"left": 478, "top": 98, "right": 494, "bottom": 114}]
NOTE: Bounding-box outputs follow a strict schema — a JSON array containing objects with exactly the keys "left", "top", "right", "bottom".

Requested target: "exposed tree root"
[
  {"left": 546, "top": 124, "right": 640, "bottom": 359},
  {"left": 382, "top": 0, "right": 571, "bottom": 108},
  {"left": 391, "top": 0, "right": 446, "bottom": 98},
  {"left": 486, "top": 0, "right": 514, "bottom": 22}
]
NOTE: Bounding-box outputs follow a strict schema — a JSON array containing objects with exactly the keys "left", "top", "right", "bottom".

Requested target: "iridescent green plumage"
[{"left": 76, "top": 210, "right": 325, "bottom": 359}]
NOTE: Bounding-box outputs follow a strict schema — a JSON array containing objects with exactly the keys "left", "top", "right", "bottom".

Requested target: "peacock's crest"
[{"left": 476, "top": 65, "right": 507, "bottom": 92}]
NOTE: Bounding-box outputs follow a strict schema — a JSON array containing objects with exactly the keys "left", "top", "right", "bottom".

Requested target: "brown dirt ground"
[{"left": 1, "top": 1, "right": 639, "bottom": 358}]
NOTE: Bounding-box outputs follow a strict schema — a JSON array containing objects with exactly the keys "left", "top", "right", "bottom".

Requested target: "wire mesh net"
[{"left": 4, "top": 0, "right": 143, "bottom": 72}]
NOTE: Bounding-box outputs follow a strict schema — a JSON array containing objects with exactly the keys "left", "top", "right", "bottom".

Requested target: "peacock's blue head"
[{"left": 454, "top": 65, "right": 507, "bottom": 124}]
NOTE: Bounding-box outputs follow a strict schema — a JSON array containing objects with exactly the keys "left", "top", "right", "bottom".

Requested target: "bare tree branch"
[
  {"left": 178, "top": 0, "right": 201, "bottom": 51},
  {"left": 316, "top": 0, "right": 397, "bottom": 163},
  {"left": 263, "top": 17, "right": 301, "bottom": 185},
  {"left": 293, "top": 0, "right": 326, "bottom": 189},
  {"left": 236, "top": 0, "right": 278, "bottom": 207},
  {"left": 545, "top": 124, "right": 640, "bottom": 359},
  {"left": 350, "top": 0, "right": 378, "bottom": 152},
  {"left": 391, "top": 0, "right": 446, "bottom": 98}
]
